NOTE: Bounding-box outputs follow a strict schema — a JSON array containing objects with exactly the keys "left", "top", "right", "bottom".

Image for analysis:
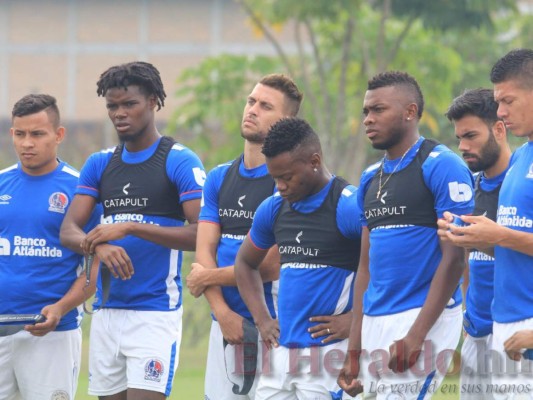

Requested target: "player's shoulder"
[
  {"left": 340, "top": 183, "right": 358, "bottom": 198},
  {"left": 0, "top": 163, "right": 18, "bottom": 177},
  {"left": 424, "top": 142, "right": 458, "bottom": 161},
  {"left": 167, "top": 140, "right": 201, "bottom": 160},
  {"left": 57, "top": 162, "right": 81, "bottom": 179},
  {"left": 209, "top": 160, "right": 233, "bottom": 175}
]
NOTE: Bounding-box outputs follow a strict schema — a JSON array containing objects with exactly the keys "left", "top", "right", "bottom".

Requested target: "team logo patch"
[
  {"left": 526, "top": 163, "right": 533, "bottom": 179},
  {"left": 48, "top": 192, "right": 69, "bottom": 214},
  {"left": 0, "top": 194, "right": 11, "bottom": 204},
  {"left": 144, "top": 359, "right": 165, "bottom": 382},
  {"left": 50, "top": 390, "right": 69, "bottom": 400}
]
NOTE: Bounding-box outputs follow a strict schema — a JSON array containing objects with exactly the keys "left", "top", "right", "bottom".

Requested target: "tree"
[{"left": 170, "top": 0, "right": 518, "bottom": 182}]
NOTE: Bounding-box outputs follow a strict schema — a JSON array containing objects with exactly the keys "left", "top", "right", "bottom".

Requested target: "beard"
[{"left": 464, "top": 132, "right": 501, "bottom": 173}]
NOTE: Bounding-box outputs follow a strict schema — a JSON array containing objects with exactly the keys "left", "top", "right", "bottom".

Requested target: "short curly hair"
[
  {"left": 262, "top": 117, "right": 320, "bottom": 158},
  {"left": 96, "top": 61, "right": 166, "bottom": 110}
]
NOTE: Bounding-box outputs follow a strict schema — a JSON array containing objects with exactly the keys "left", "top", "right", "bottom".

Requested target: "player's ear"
[
  {"left": 56, "top": 126, "right": 66, "bottom": 144},
  {"left": 493, "top": 120, "right": 507, "bottom": 141}
]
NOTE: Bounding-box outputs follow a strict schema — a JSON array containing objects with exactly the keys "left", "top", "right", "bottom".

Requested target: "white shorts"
[
  {"left": 460, "top": 333, "right": 495, "bottom": 399},
  {"left": 0, "top": 328, "right": 81, "bottom": 400},
  {"left": 256, "top": 339, "right": 348, "bottom": 400},
  {"left": 360, "top": 306, "right": 462, "bottom": 400},
  {"left": 205, "top": 320, "right": 266, "bottom": 400},
  {"left": 88, "top": 308, "right": 183, "bottom": 397},
  {"left": 490, "top": 319, "right": 533, "bottom": 400}
]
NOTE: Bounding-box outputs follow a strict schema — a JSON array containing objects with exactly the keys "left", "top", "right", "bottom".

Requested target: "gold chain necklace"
[{"left": 376, "top": 140, "right": 418, "bottom": 199}]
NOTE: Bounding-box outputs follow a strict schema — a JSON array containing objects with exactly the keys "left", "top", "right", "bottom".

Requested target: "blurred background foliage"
[{"left": 168, "top": 0, "right": 530, "bottom": 182}]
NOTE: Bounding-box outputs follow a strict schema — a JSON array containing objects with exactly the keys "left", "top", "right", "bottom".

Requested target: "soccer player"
[
  {"left": 0, "top": 94, "right": 100, "bottom": 399},
  {"left": 445, "top": 88, "right": 512, "bottom": 399},
  {"left": 185, "top": 74, "right": 303, "bottom": 399},
  {"left": 235, "top": 117, "right": 362, "bottom": 399},
  {"left": 60, "top": 61, "right": 206, "bottom": 400},
  {"left": 338, "top": 71, "right": 475, "bottom": 399},
  {"left": 438, "top": 49, "right": 533, "bottom": 399}
]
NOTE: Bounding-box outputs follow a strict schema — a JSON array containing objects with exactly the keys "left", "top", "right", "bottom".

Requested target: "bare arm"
[
  {"left": 83, "top": 198, "right": 201, "bottom": 253},
  {"left": 388, "top": 238, "right": 465, "bottom": 372},
  {"left": 337, "top": 226, "right": 369, "bottom": 397},
  {"left": 191, "top": 222, "right": 245, "bottom": 344},
  {"left": 235, "top": 235, "right": 278, "bottom": 349},
  {"left": 60, "top": 193, "right": 97, "bottom": 253},
  {"left": 438, "top": 212, "right": 533, "bottom": 257},
  {"left": 25, "top": 255, "right": 99, "bottom": 336},
  {"left": 187, "top": 225, "right": 280, "bottom": 297}
]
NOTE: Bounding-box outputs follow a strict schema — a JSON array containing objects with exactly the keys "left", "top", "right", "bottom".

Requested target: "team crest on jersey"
[
  {"left": 50, "top": 390, "right": 69, "bottom": 400},
  {"left": 144, "top": 359, "right": 164, "bottom": 381},
  {"left": 526, "top": 163, "right": 533, "bottom": 179},
  {"left": 48, "top": 192, "right": 69, "bottom": 214}
]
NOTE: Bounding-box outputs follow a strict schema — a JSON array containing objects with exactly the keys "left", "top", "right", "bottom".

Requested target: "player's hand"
[
  {"left": 186, "top": 262, "right": 208, "bottom": 298},
  {"left": 308, "top": 312, "right": 352, "bottom": 344},
  {"left": 25, "top": 305, "right": 61, "bottom": 337},
  {"left": 94, "top": 243, "right": 134, "bottom": 280},
  {"left": 388, "top": 335, "right": 424, "bottom": 373},
  {"left": 504, "top": 330, "right": 533, "bottom": 361},
  {"left": 83, "top": 223, "right": 132, "bottom": 254},
  {"left": 437, "top": 211, "right": 455, "bottom": 242},
  {"left": 256, "top": 316, "right": 280, "bottom": 349},
  {"left": 217, "top": 309, "right": 245, "bottom": 345},
  {"left": 438, "top": 213, "right": 499, "bottom": 250},
  {"left": 337, "top": 349, "right": 364, "bottom": 397}
]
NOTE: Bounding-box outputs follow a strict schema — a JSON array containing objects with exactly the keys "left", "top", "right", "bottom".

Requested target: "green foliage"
[
  {"left": 383, "top": 0, "right": 517, "bottom": 31},
  {"left": 166, "top": 54, "right": 281, "bottom": 171},
  {"left": 169, "top": 0, "right": 524, "bottom": 181}
]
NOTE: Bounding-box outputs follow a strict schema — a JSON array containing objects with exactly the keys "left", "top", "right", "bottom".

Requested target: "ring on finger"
[{"left": 327, "top": 328, "right": 331, "bottom": 334}]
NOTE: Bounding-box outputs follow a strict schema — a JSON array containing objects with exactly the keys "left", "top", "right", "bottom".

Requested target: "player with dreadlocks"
[{"left": 60, "top": 61, "right": 206, "bottom": 400}]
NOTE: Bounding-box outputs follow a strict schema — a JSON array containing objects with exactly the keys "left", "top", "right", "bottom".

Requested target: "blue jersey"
[
  {"left": 493, "top": 142, "right": 533, "bottom": 323},
  {"left": 76, "top": 137, "right": 205, "bottom": 311},
  {"left": 358, "top": 137, "right": 475, "bottom": 316},
  {"left": 249, "top": 178, "right": 362, "bottom": 348},
  {"left": 0, "top": 161, "right": 99, "bottom": 331},
  {"left": 464, "top": 170, "right": 506, "bottom": 337},
  {"left": 199, "top": 159, "right": 277, "bottom": 320}
]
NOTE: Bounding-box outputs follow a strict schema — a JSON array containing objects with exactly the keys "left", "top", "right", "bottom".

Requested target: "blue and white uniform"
[
  {"left": 77, "top": 137, "right": 205, "bottom": 396},
  {"left": 359, "top": 137, "right": 474, "bottom": 400},
  {"left": 0, "top": 161, "right": 99, "bottom": 400},
  {"left": 491, "top": 142, "right": 533, "bottom": 400},
  {"left": 461, "top": 169, "right": 506, "bottom": 400},
  {"left": 200, "top": 156, "right": 277, "bottom": 400},
  {"left": 249, "top": 177, "right": 362, "bottom": 399}
]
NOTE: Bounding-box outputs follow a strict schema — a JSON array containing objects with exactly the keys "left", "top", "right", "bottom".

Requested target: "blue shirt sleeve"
[
  {"left": 166, "top": 144, "right": 206, "bottom": 203},
  {"left": 357, "top": 165, "right": 379, "bottom": 227},
  {"left": 337, "top": 185, "right": 363, "bottom": 238},
  {"left": 76, "top": 150, "right": 114, "bottom": 199},
  {"left": 422, "top": 145, "right": 475, "bottom": 217},
  {"left": 198, "top": 163, "right": 231, "bottom": 224},
  {"left": 248, "top": 195, "right": 282, "bottom": 250}
]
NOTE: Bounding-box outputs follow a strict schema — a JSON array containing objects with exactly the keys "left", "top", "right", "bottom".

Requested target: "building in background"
[{"left": 0, "top": 0, "right": 300, "bottom": 166}]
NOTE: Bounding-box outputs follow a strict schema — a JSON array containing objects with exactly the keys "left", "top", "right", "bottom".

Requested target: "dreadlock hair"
[
  {"left": 96, "top": 61, "right": 167, "bottom": 110},
  {"left": 262, "top": 117, "right": 321, "bottom": 159},
  {"left": 445, "top": 88, "right": 500, "bottom": 128},
  {"left": 259, "top": 74, "right": 303, "bottom": 116},
  {"left": 367, "top": 71, "right": 425, "bottom": 119},
  {"left": 490, "top": 48, "right": 533, "bottom": 89},
  {"left": 12, "top": 94, "right": 60, "bottom": 128}
]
